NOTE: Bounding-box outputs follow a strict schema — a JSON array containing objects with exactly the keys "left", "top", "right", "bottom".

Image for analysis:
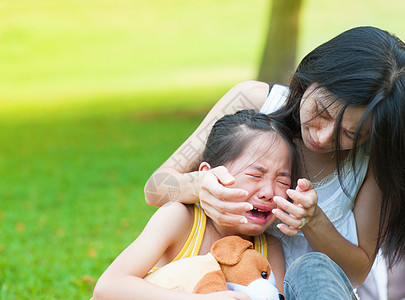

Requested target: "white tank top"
[{"left": 260, "top": 84, "right": 370, "bottom": 269}]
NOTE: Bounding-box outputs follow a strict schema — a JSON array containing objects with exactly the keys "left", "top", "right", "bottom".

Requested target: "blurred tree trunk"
[{"left": 257, "top": 0, "right": 302, "bottom": 85}]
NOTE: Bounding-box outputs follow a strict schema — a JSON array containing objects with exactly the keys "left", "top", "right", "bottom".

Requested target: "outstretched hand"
[
  {"left": 198, "top": 166, "right": 253, "bottom": 226},
  {"left": 272, "top": 178, "right": 319, "bottom": 236}
]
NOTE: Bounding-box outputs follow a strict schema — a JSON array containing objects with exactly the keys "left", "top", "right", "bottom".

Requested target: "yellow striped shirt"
[{"left": 150, "top": 203, "right": 267, "bottom": 272}]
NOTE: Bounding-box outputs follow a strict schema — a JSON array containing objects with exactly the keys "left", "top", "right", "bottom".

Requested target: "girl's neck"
[{"left": 199, "top": 218, "right": 252, "bottom": 255}]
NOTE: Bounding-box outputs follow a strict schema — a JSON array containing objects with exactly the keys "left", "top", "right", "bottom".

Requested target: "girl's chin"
[
  {"left": 231, "top": 214, "right": 276, "bottom": 236},
  {"left": 238, "top": 223, "right": 271, "bottom": 237}
]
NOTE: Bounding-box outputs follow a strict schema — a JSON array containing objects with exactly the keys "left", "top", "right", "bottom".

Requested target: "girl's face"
[
  {"left": 225, "top": 133, "right": 292, "bottom": 236},
  {"left": 300, "top": 84, "right": 370, "bottom": 153}
]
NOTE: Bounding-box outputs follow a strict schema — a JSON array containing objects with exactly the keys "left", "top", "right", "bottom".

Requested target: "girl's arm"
[
  {"left": 144, "top": 80, "right": 270, "bottom": 224},
  {"left": 266, "top": 234, "right": 286, "bottom": 296},
  {"left": 93, "top": 202, "right": 252, "bottom": 300},
  {"left": 273, "top": 169, "right": 381, "bottom": 288},
  {"left": 93, "top": 202, "right": 194, "bottom": 300}
]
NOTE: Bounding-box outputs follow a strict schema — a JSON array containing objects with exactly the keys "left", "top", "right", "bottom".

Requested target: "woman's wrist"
[
  {"left": 181, "top": 170, "right": 201, "bottom": 204},
  {"left": 145, "top": 169, "right": 200, "bottom": 206}
]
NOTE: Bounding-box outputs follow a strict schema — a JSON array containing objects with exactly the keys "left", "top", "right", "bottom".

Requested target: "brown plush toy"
[{"left": 144, "top": 235, "right": 280, "bottom": 300}]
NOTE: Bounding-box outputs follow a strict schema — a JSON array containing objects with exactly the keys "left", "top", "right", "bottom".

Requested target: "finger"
[
  {"left": 272, "top": 207, "right": 303, "bottom": 228},
  {"left": 203, "top": 208, "right": 247, "bottom": 227},
  {"left": 209, "top": 212, "right": 247, "bottom": 227},
  {"left": 211, "top": 166, "right": 236, "bottom": 186},
  {"left": 201, "top": 172, "right": 249, "bottom": 200},
  {"left": 296, "top": 178, "right": 314, "bottom": 192},
  {"left": 276, "top": 223, "right": 300, "bottom": 236},
  {"left": 200, "top": 189, "right": 253, "bottom": 214},
  {"left": 274, "top": 196, "right": 306, "bottom": 217},
  {"left": 200, "top": 197, "right": 250, "bottom": 226},
  {"left": 286, "top": 188, "right": 317, "bottom": 209}
]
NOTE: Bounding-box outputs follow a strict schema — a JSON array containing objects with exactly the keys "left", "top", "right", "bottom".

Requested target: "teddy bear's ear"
[{"left": 210, "top": 236, "right": 253, "bottom": 266}]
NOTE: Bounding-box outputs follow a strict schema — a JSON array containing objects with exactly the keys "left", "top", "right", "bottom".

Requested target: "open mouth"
[{"left": 245, "top": 206, "right": 272, "bottom": 224}]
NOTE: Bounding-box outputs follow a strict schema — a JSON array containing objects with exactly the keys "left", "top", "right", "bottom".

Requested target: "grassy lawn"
[
  {"left": 1, "top": 0, "right": 404, "bottom": 299},
  {"left": 0, "top": 106, "right": 208, "bottom": 299}
]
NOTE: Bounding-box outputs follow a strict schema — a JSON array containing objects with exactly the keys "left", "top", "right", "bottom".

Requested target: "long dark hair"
[
  {"left": 273, "top": 26, "right": 405, "bottom": 267},
  {"left": 202, "top": 110, "right": 300, "bottom": 186}
]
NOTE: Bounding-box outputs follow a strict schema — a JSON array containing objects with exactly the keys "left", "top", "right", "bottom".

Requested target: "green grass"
[
  {"left": 0, "top": 107, "right": 207, "bottom": 299},
  {"left": 1, "top": 0, "right": 405, "bottom": 298}
]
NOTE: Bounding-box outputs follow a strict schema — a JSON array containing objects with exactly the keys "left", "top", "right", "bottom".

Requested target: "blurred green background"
[{"left": 1, "top": 0, "right": 404, "bottom": 298}]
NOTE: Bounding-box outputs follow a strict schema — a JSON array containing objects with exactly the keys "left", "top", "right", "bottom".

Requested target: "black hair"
[
  {"left": 202, "top": 109, "right": 299, "bottom": 186},
  {"left": 272, "top": 26, "right": 405, "bottom": 267}
]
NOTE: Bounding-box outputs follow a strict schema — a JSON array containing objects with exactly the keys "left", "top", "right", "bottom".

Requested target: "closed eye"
[
  {"left": 247, "top": 174, "right": 262, "bottom": 179},
  {"left": 316, "top": 101, "right": 333, "bottom": 119},
  {"left": 277, "top": 173, "right": 291, "bottom": 187},
  {"left": 344, "top": 130, "right": 355, "bottom": 140}
]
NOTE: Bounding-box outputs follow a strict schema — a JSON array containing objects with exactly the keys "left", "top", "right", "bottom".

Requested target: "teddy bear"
[{"left": 144, "top": 235, "right": 280, "bottom": 300}]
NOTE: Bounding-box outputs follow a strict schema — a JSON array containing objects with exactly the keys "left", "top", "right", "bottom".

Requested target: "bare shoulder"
[
  {"left": 354, "top": 164, "right": 382, "bottom": 216},
  {"left": 151, "top": 202, "right": 194, "bottom": 226},
  {"left": 142, "top": 202, "right": 194, "bottom": 252},
  {"left": 232, "top": 80, "right": 270, "bottom": 94},
  {"left": 353, "top": 164, "right": 382, "bottom": 209},
  {"left": 143, "top": 202, "right": 195, "bottom": 240},
  {"left": 146, "top": 203, "right": 195, "bottom": 264},
  {"left": 353, "top": 164, "right": 382, "bottom": 260},
  {"left": 216, "top": 80, "right": 270, "bottom": 113},
  {"left": 102, "top": 202, "right": 195, "bottom": 278}
]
